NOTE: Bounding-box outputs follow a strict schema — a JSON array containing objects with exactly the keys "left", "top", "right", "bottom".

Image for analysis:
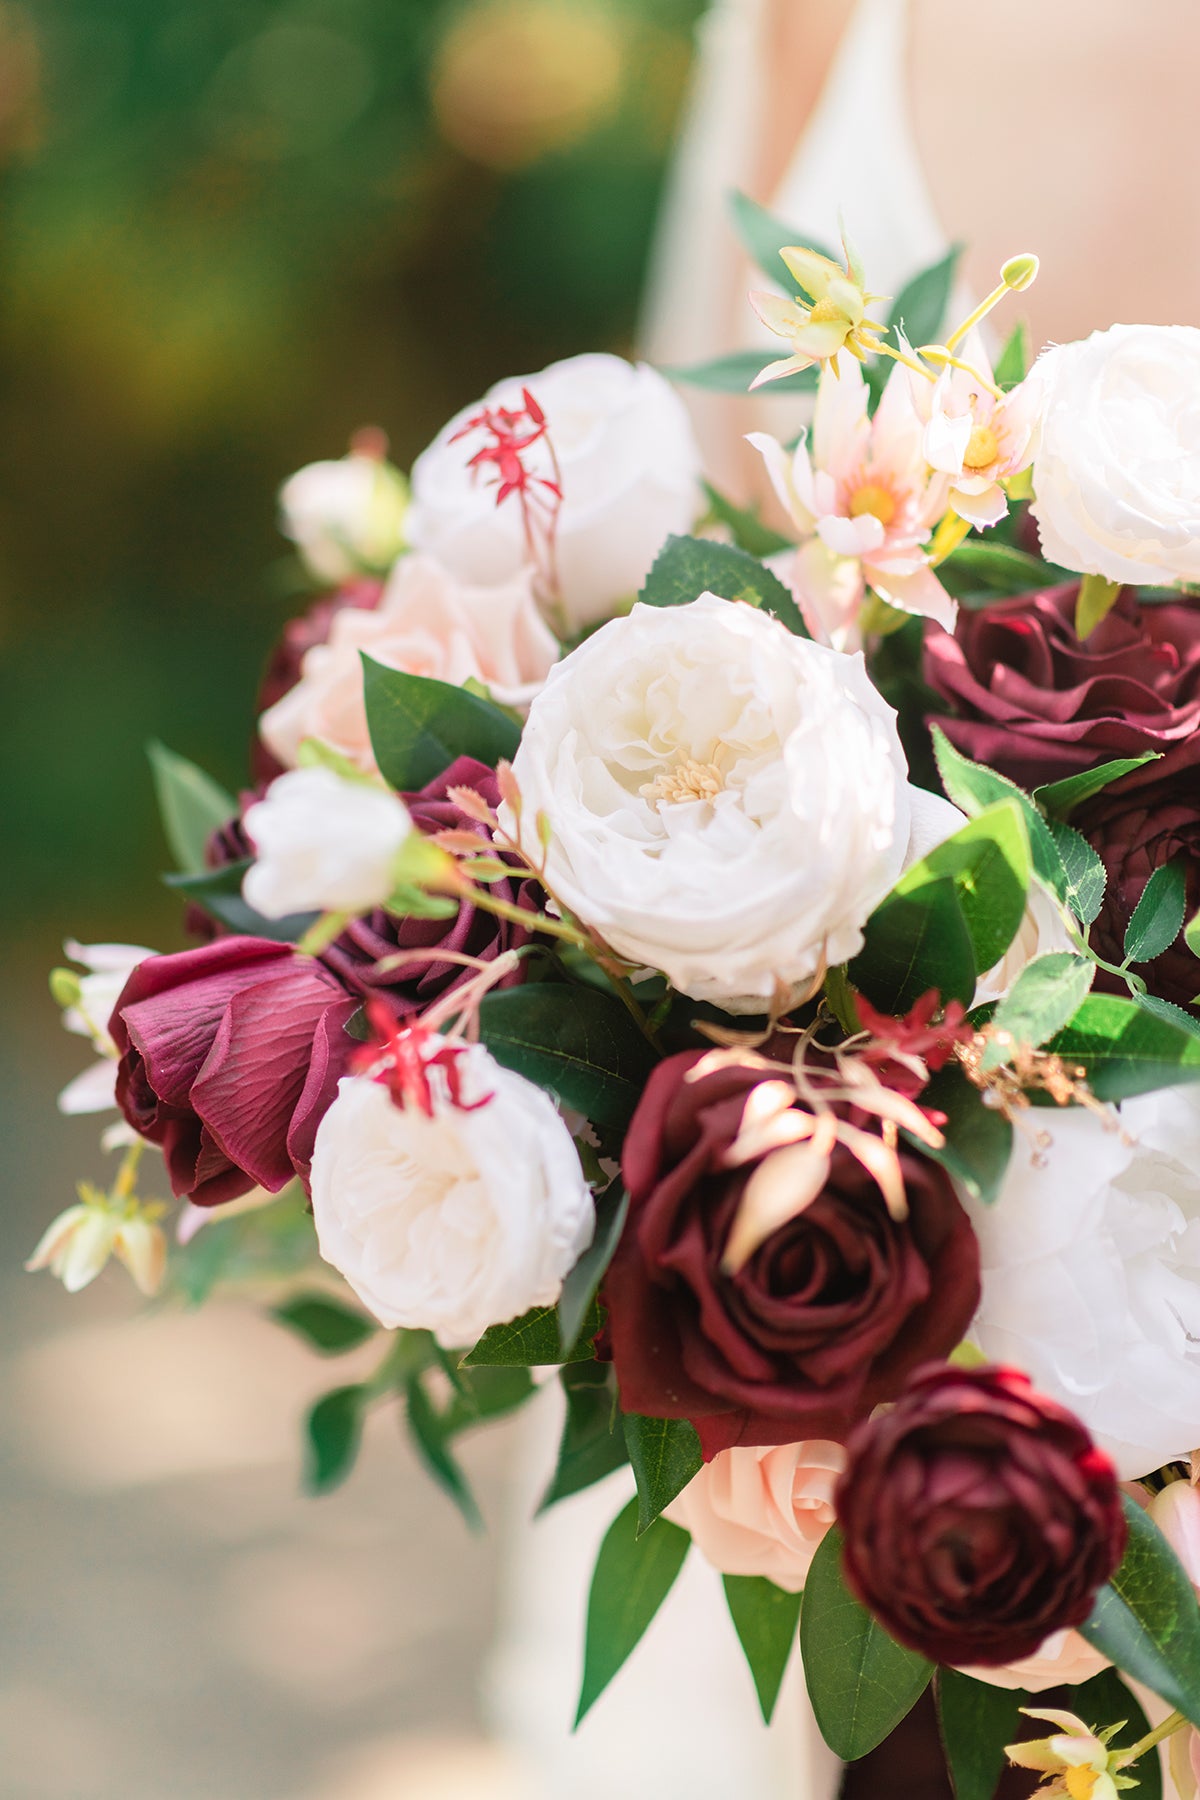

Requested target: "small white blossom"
[
  {"left": 55, "top": 940, "right": 153, "bottom": 1117},
  {"left": 279, "top": 448, "right": 408, "bottom": 585},
  {"left": 242, "top": 767, "right": 412, "bottom": 920}
]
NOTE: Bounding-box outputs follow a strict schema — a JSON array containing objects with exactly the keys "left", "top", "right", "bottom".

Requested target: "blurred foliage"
[{"left": 0, "top": 0, "right": 703, "bottom": 940}]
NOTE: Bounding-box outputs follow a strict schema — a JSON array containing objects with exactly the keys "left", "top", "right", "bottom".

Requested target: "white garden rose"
[
  {"left": 1031, "top": 324, "right": 1200, "bottom": 586},
  {"left": 503, "top": 593, "right": 942, "bottom": 1013},
  {"left": 965, "top": 1083, "right": 1200, "bottom": 1478},
  {"left": 407, "top": 353, "right": 703, "bottom": 631},
  {"left": 242, "top": 767, "right": 411, "bottom": 919},
  {"left": 309, "top": 1055, "right": 594, "bottom": 1345},
  {"left": 279, "top": 449, "right": 409, "bottom": 585}
]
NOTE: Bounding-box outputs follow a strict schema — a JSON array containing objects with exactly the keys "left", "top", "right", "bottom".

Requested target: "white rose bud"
[
  {"left": 279, "top": 447, "right": 408, "bottom": 585},
  {"left": 1031, "top": 324, "right": 1200, "bottom": 587},
  {"left": 242, "top": 767, "right": 412, "bottom": 919},
  {"left": 965, "top": 1083, "right": 1200, "bottom": 1478},
  {"left": 309, "top": 1052, "right": 594, "bottom": 1346},
  {"left": 503, "top": 593, "right": 936, "bottom": 1013},
  {"left": 407, "top": 353, "right": 703, "bottom": 631}
]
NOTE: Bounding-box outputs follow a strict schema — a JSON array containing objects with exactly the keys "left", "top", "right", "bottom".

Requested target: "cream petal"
[{"left": 817, "top": 513, "right": 885, "bottom": 558}]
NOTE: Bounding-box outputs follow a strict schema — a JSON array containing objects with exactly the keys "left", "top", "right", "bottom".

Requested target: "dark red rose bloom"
[
  {"left": 925, "top": 583, "right": 1200, "bottom": 789},
  {"left": 602, "top": 1052, "right": 980, "bottom": 1458},
  {"left": 111, "top": 937, "right": 358, "bottom": 1207},
  {"left": 251, "top": 579, "right": 384, "bottom": 785},
  {"left": 835, "top": 1363, "right": 1127, "bottom": 1667}
]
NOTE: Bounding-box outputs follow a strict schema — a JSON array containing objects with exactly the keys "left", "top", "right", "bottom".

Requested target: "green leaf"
[
  {"left": 1135, "top": 992, "right": 1200, "bottom": 1039},
  {"left": 461, "top": 1298, "right": 602, "bottom": 1368},
  {"left": 1034, "top": 754, "right": 1159, "bottom": 820},
  {"left": 932, "top": 727, "right": 1076, "bottom": 915},
  {"left": 1045, "top": 816, "right": 1107, "bottom": 926},
  {"left": 163, "top": 861, "right": 316, "bottom": 943},
  {"left": 993, "top": 319, "right": 1030, "bottom": 390},
  {"left": 723, "top": 1576, "right": 803, "bottom": 1724},
  {"left": 986, "top": 952, "right": 1096, "bottom": 1063},
  {"left": 936, "top": 1670, "right": 1025, "bottom": 1800},
  {"left": 1070, "top": 1667, "right": 1162, "bottom": 1800},
  {"left": 939, "top": 536, "right": 1069, "bottom": 601},
  {"left": 917, "top": 1063, "right": 1013, "bottom": 1206},
  {"left": 274, "top": 1294, "right": 376, "bottom": 1354},
  {"left": 799, "top": 1527, "right": 933, "bottom": 1760},
  {"left": 147, "top": 740, "right": 235, "bottom": 875},
  {"left": 404, "top": 1373, "right": 482, "bottom": 1531},
  {"left": 1076, "top": 573, "right": 1123, "bottom": 639},
  {"left": 887, "top": 246, "right": 960, "bottom": 349},
  {"left": 663, "top": 350, "right": 818, "bottom": 396},
  {"left": 558, "top": 1184, "right": 629, "bottom": 1355},
  {"left": 304, "top": 1384, "right": 366, "bottom": 1494},
  {"left": 623, "top": 1413, "right": 703, "bottom": 1536},
  {"left": 638, "top": 533, "right": 809, "bottom": 637},
  {"left": 476, "top": 984, "right": 657, "bottom": 1134},
  {"left": 361, "top": 655, "right": 520, "bottom": 792},
  {"left": 1046, "top": 993, "right": 1200, "bottom": 1100},
  {"left": 701, "top": 480, "right": 793, "bottom": 556},
  {"left": 727, "top": 188, "right": 837, "bottom": 286},
  {"left": 1186, "top": 908, "right": 1200, "bottom": 961},
  {"left": 895, "top": 801, "right": 1031, "bottom": 974},
  {"left": 1079, "top": 1494, "right": 1200, "bottom": 1729},
  {"left": 1124, "top": 861, "right": 1188, "bottom": 964},
  {"left": 849, "top": 873, "right": 977, "bottom": 1014},
  {"left": 538, "top": 1362, "right": 629, "bottom": 1513},
  {"left": 439, "top": 1364, "right": 536, "bottom": 1435},
  {"left": 576, "top": 1497, "right": 690, "bottom": 1724}
]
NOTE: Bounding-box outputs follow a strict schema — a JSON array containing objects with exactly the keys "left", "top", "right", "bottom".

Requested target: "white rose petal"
[
  {"left": 280, "top": 452, "right": 408, "bottom": 585},
  {"left": 242, "top": 767, "right": 411, "bottom": 920},
  {"left": 965, "top": 1085, "right": 1200, "bottom": 1478},
  {"left": 309, "top": 1056, "right": 594, "bottom": 1347},
  {"left": 503, "top": 594, "right": 922, "bottom": 1013},
  {"left": 1031, "top": 324, "right": 1200, "bottom": 586},
  {"left": 407, "top": 353, "right": 703, "bottom": 631}
]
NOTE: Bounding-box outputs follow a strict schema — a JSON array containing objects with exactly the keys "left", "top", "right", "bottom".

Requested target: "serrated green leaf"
[
  {"left": 727, "top": 188, "right": 837, "bottom": 287},
  {"left": 701, "top": 481, "right": 793, "bottom": 556},
  {"left": 993, "top": 320, "right": 1030, "bottom": 390},
  {"left": 1135, "top": 993, "right": 1200, "bottom": 1038},
  {"left": 461, "top": 1298, "right": 601, "bottom": 1368},
  {"left": 1034, "top": 754, "right": 1159, "bottom": 821},
  {"left": 575, "top": 1497, "right": 689, "bottom": 1724},
  {"left": 1045, "top": 816, "right": 1106, "bottom": 925},
  {"left": 1124, "top": 861, "right": 1188, "bottom": 964},
  {"left": 558, "top": 1184, "right": 629, "bottom": 1355},
  {"left": 1186, "top": 909, "right": 1200, "bottom": 961},
  {"left": 799, "top": 1528, "right": 933, "bottom": 1760},
  {"left": 932, "top": 727, "right": 1077, "bottom": 915},
  {"left": 848, "top": 873, "right": 977, "bottom": 1013},
  {"left": 1046, "top": 993, "right": 1200, "bottom": 1100},
  {"left": 916, "top": 1062, "right": 1012, "bottom": 1206},
  {"left": 361, "top": 655, "right": 520, "bottom": 792},
  {"left": 1070, "top": 1667, "right": 1161, "bottom": 1800},
  {"left": 986, "top": 952, "right": 1095, "bottom": 1065},
  {"left": 538, "top": 1363, "right": 628, "bottom": 1513},
  {"left": 887, "top": 246, "right": 960, "bottom": 349},
  {"left": 304, "top": 1384, "right": 366, "bottom": 1494},
  {"left": 623, "top": 1413, "right": 702, "bottom": 1536},
  {"left": 638, "top": 533, "right": 809, "bottom": 637},
  {"left": 164, "top": 860, "right": 316, "bottom": 943},
  {"left": 476, "top": 985, "right": 656, "bottom": 1134},
  {"left": 936, "top": 1669, "right": 1025, "bottom": 1800},
  {"left": 723, "top": 1576, "right": 803, "bottom": 1724},
  {"left": 404, "top": 1373, "right": 482, "bottom": 1531},
  {"left": 274, "top": 1294, "right": 376, "bottom": 1353},
  {"left": 663, "top": 350, "right": 818, "bottom": 396},
  {"left": 1080, "top": 1494, "right": 1200, "bottom": 1729},
  {"left": 147, "top": 740, "right": 235, "bottom": 875}
]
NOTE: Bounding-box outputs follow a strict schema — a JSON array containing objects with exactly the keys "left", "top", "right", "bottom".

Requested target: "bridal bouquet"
[{"left": 38, "top": 197, "right": 1200, "bottom": 1794}]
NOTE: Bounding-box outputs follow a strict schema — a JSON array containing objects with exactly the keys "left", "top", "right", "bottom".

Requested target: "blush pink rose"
[
  {"left": 956, "top": 1628, "right": 1109, "bottom": 1693},
  {"left": 665, "top": 1440, "right": 845, "bottom": 1592},
  {"left": 1149, "top": 1481, "right": 1200, "bottom": 1594},
  {"left": 258, "top": 552, "right": 559, "bottom": 773}
]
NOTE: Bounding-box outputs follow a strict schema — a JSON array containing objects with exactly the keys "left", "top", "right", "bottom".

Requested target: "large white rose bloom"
[
  {"left": 1031, "top": 324, "right": 1200, "bottom": 586},
  {"left": 406, "top": 353, "right": 703, "bottom": 631},
  {"left": 242, "top": 767, "right": 411, "bottom": 919},
  {"left": 503, "top": 593, "right": 954, "bottom": 1013},
  {"left": 310, "top": 1053, "right": 594, "bottom": 1346},
  {"left": 965, "top": 1083, "right": 1200, "bottom": 1478}
]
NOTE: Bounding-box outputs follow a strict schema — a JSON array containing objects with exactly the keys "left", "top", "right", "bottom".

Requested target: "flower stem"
[
  {"left": 944, "top": 281, "right": 1010, "bottom": 354},
  {"left": 1120, "top": 1709, "right": 1188, "bottom": 1766},
  {"left": 875, "top": 339, "right": 936, "bottom": 382}
]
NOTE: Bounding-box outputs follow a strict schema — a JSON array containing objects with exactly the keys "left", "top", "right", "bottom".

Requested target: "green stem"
[{"left": 1119, "top": 1708, "right": 1187, "bottom": 1766}]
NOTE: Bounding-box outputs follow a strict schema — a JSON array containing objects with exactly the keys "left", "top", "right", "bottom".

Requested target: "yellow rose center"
[
  {"left": 807, "top": 296, "right": 845, "bottom": 324},
  {"left": 848, "top": 482, "right": 897, "bottom": 526},
  {"left": 641, "top": 754, "right": 727, "bottom": 810},
  {"left": 1065, "top": 1766, "right": 1099, "bottom": 1800},
  {"left": 963, "top": 423, "right": 1000, "bottom": 470}
]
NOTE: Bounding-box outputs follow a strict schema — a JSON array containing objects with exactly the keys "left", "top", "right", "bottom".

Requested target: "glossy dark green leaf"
[
  {"left": 361, "top": 655, "right": 520, "bottom": 792},
  {"left": 477, "top": 984, "right": 656, "bottom": 1133},
  {"left": 987, "top": 952, "right": 1095, "bottom": 1061},
  {"left": 404, "top": 1374, "right": 482, "bottom": 1531},
  {"left": 274, "top": 1293, "right": 376, "bottom": 1354},
  {"left": 623, "top": 1413, "right": 703, "bottom": 1536},
  {"left": 849, "top": 873, "right": 977, "bottom": 1014},
  {"left": 304, "top": 1384, "right": 366, "bottom": 1494},
  {"left": 1124, "top": 861, "right": 1188, "bottom": 964},
  {"left": 1034, "top": 754, "right": 1159, "bottom": 821},
  {"left": 164, "top": 860, "right": 316, "bottom": 943},
  {"left": 701, "top": 480, "right": 793, "bottom": 556},
  {"left": 932, "top": 727, "right": 1075, "bottom": 913},
  {"left": 1070, "top": 1667, "right": 1160, "bottom": 1800},
  {"left": 538, "top": 1363, "right": 628, "bottom": 1513},
  {"left": 799, "top": 1528, "right": 933, "bottom": 1760},
  {"left": 438, "top": 1364, "right": 536, "bottom": 1436},
  {"left": 887, "top": 246, "right": 960, "bottom": 348},
  {"left": 1079, "top": 1494, "right": 1200, "bottom": 1728},
  {"left": 727, "top": 188, "right": 837, "bottom": 285},
  {"left": 558, "top": 1184, "right": 629, "bottom": 1355},
  {"left": 147, "top": 739, "right": 235, "bottom": 875},
  {"left": 662, "top": 349, "right": 818, "bottom": 396},
  {"left": 898, "top": 800, "right": 1031, "bottom": 974},
  {"left": 1046, "top": 994, "right": 1200, "bottom": 1101},
  {"left": 936, "top": 1669, "right": 1025, "bottom": 1800},
  {"left": 461, "top": 1298, "right": 601, "bottom": 1368},
  {"left": 638, "top": 533, "right": 809, "bottom": 638},
  {"left": 723, "top": 1575, "right": 803, "bottom": 1724},
  {"left": 916, "top": 1063, "right": 1013, "bottom": 1206},
  {"left": 575, "top": 1497, "right": 689, "bottom": 1724}
]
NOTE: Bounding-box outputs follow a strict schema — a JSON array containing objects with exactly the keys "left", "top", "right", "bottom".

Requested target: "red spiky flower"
[
  {"left": 350, "top": 998, "right": 492, "bottom": 1117},
  {"left": 449, "top": 386, "right": 563, "bottom": 601}
]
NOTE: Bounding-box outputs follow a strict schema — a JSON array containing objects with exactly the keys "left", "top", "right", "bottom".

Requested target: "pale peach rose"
[
  {"left": 956, "top": 1628, "right": 1109, "bottom": 1693},
  {"left": 1168, "top": 1724, "right": 1200, "bottom": 1800},
  {"left": 1149, "top": 1480, "right": 1200, "bottom": 1593},
  {"left": 665, "top": 1440, "right": 844, "bottom": 1593},
  {"left": 258, "top": 552, "right": 559, "bottom": 773}
]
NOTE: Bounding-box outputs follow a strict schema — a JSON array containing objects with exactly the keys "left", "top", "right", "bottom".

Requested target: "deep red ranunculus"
[
  {"left": 111, "top": 936, "right": 358, "bottom": 1206},
  {"left": 602, "top": 1051, "right": 980, "bottom": 1458},
  {"left": 835, "top": 1363, "right": 1127, "bottom": 1667}
]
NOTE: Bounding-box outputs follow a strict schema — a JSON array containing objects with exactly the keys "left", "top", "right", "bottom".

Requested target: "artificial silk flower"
[
  {"left": 1006, "top": 1709, "right": 1130, "bottom": 1799},
  {"left": 666, "top": 1442, "right": 845, "bottom": 1592},
  {"left": 748, "top": 235, "right": 888, "bottom": 387},
  {"left": 748, "top": 355, "right": 954, "bottom": 650},
  {"left": 54, "top": 939, "right": 154, "bottom": 1117},
  {"left": 914, "top": 329, "right": 1043, "bottom": 529},
  {"left": 279, "top": 439, "right": 409, "bottom": 586},
  {"left": 26, "top": 1185, "right": 167, "bottom": 1297},
  {"left": 242, "top": 766, "right": 413, "bottom": 920}
]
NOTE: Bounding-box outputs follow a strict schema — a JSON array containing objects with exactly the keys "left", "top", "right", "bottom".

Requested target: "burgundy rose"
[
  {"left": 252, "top": 579, "right": 383, "bottom": 785},
  {"left": 925, "top": 583, "right": 1200, "bottom": 789},
  {"left": 602, "top": 1052, "right": 980, "bottom": 1458},
  {"left": 835, "top": 1363, "right": 1127, "bottom": 1667},
  {"left": 111, "top": 936, "right": 358, "bottom": 1207}
]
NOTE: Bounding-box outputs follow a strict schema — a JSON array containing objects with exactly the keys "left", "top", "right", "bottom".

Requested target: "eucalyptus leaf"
[
  {"left": 476, "top": 984, "right": 656, "bottom": 1134},
  {"left": 723, "top": 1575, "right": 803, "bottom": 1724},
  {"left": 623, "top": 1413, "right": 703, "bottom": 1536},
  {"left": 361, "top": 655, "right": 520, "bottom": 792},
  {"left": 936, "top": 1669, "right": 1025, "bottom": 1800},
  {"left": 1079, "top": 1494, "right": 1200, "bottom": 1728},
  {"left": 575, "top": 1497, "right": 689, "bottom": 1724},
  {"left": 1124, "top": 861, "right": 1188, "bottom": 964},
  {"left": 1034, "top": 754, "right": 1159, "bottom": 821},
  {"left": 638, "top": 534, "right": 809, "bottom": 637},
  {"left": 147, "top": 740, "right": 235, "bottom": 875}
]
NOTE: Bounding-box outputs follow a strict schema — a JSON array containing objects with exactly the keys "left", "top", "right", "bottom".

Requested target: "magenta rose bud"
[
  {"left": 111, "top": 937, "right": 359, "bottom": 1206},
  {"left": 602, "top": 1052, "right": 980, "bottom": 1458},
  {"left": 835, "top": 1363, "right": 1127, "bottom": 1667}
]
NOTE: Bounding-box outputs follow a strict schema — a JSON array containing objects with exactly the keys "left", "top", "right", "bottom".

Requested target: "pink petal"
[
  {"left": 818, "top": 513, "right": 885, "bottom": 557},
  {"left": 867, "top": 560, "right": 958, "bottom": 634},
  {"left": 951, "top": 482, "right": 1008, "bottom": 529}
]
